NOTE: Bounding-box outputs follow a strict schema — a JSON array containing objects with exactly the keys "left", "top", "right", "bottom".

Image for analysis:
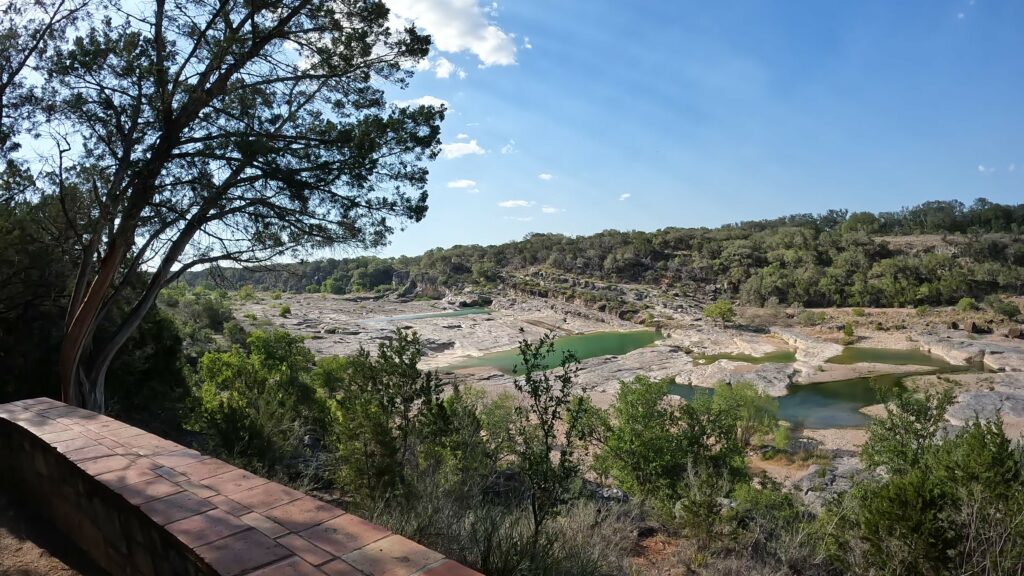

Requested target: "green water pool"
[
  {"left": 387, "top": 307, "right": 491, "bottom": 321},
  {"left": 445, "top": 329, "right": 663, "bottom": 374},
  {"left": 691, "top": 350, "right": 797, "bottom": 365},
  {"left": 825, "top": 347, "right": 950, "bottom": 368}
]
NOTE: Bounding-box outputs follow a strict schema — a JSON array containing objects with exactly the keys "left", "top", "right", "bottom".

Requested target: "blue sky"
[{"left": 372, "top": 0, "right": 1024, "bottom": 257}]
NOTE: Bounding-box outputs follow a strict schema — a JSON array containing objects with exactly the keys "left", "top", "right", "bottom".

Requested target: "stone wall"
[{"left": 0, "top": 398, "right": 479, "bottom": 576}]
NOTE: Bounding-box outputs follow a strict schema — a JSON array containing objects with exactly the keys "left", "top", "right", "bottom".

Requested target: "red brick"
[
  {"left": 209, "top": 495, "right": 252, "bottom": 517},
  {"left": 417, "top": 560, "right": 484, "bottom": 576},
  {"left": 342, "top": 534, "right": 444, "bottom": 576},
  {"left": 299, "top": 514, "right": 389, "bottom": 558},
  {"left": 180, "top": 479, "right": 219, "bottom": 498},
  {"left": 201, "top": 469, "right": 267, "bottom": 496},
  {"left": 195, "top": 529, "right": 291, "bottom": 576},
  {"left": 116, "top": 476, "right": 184, "bottom": 505},
  {"left": 230, "top": 482, "right": 304, "bottom": 512},
  {"left": 153, "top": 466, "right": 189, "bottom": 483},
  {"left": 319, "top": 559, "right": 365, "bottom": 576},
  {"left": 103, "top": 425, "right": 148, "bottom": 440},
  {"left": 85, "top": 419, "right": 130, "bottom": 434},
  {"left": 140, "top": 490, "right": 215, "bottom": 525},
  {"left": 95, "top": 464, "right": 159, "bottom": 489},
  {"left": 276, "top": 534, "right": 333, "bottom": 566},
  {"left": 152, "top": 448, "right": 210, "bottom": 469},
  {"left": 177, "top": 458, "right": 236, "bottom": 481},
  {"left": 52, "top": 437, "right": 99, "bottom": 454},
  {"left": 78, "top": 454, "right": 132, "bottom": 476},
  {"left": 247, "top": 556, "right": 324, "bottom": 576},
  {"left": 240, "top": 512, "right": 290, "bottom": 538},
  {"left": 264, "top": 497, "right": 344, "bottom": 533},
  {"left": 96, "top": 437, "right": 122, "bottom": 449},
  {"left": 66, "top": 444, "right": 116, "bottom": 462},
  {"left": 166, "top": 509, "right": 249, "bottom": 548},
  {"left": 39, "top": 429, "right": 81, "bottom": 443}
]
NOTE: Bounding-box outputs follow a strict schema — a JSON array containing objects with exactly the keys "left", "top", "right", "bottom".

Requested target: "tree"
[
  {"left": 703, "top": 299, "right": 737, "bottom": 327},
  {"left": 712, "top": 382, "right": 779, "bottom": 447},
  {"left": 4, "top": 0, "right": 443, "bottom": 410}
]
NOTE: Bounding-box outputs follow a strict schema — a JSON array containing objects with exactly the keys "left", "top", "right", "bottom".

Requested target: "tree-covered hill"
[{"left": 186, "top": 198, "right": 1024, "bottom": 308}]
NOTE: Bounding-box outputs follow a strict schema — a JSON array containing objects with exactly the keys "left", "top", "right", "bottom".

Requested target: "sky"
[{"left": 369, "top": 0, "right": 1024, "bottom": 258}]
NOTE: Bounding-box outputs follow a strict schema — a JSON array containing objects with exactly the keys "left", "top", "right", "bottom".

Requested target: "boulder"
[
  {"left": 1007, "top": 325, "right": 1023, "bottom": 339},
  {"left": 966, "top": 321, "right": 992, "bottom": 335}
]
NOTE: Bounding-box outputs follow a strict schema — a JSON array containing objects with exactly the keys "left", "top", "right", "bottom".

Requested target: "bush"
[
  {"left": 842, "top": 322, "right": 856, "bottom": 344},
  {"left": 703, "top": 299, "right": 737, "bottom": 327},
  {"left": 915, "top": 305, "right": 930, "bottom": 316},
  {"left": 773, "top": 426, "right": 791, "bottom": 450},
  {"left": 956, "top": 297, "right": 979, "bottom": 312},
  {"left": 278, "top": 304, "right": 291, "bottom": 317},
  {"left": 270, "top": 290, "right": 283, "bottom": 300},
  {"left": 851, "top": 307, "right": 867, "bottom": 317},
  {"left": 713, "top": 382, "right": 779, "bottom": 447},
  {"left": 985, "top": 295, "right": 1021, "bottom": 320},
  {"left": 237, "top": 285, "right": 257, "bottom": 301},
  {"left": 796, "top": 309, "right": 828, "bottom": 326}
]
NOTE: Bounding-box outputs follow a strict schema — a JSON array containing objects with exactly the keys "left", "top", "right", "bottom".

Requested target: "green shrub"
[
  {"left": 237, "top": 285, "right": 257, "bottom": 301},
  {"left": 703, "top": 299, "right": 737, "bottom": 327},
  {"left": 278, "top": 304, "right": 291, "bottom": 317},
  {"left": 915, "top": 305, "right": 930, "bottom": 316},
  {"left": 773, "top": 426, "right": 791, "bottom": 450},
  {"left": 270, "top": 290, "right": 283, "bottom": 300},
  {"left": 842, "top": 322, "right": 856, "bottom": 345},
  {"left": 713, "top": 382, "right": 779, "bottom": 447},
  {"left": 851, "top": 307, "right": 867, "bottom": 317},
  {"left": 956, "top": 297, "right": 979, "bottom": 312},
  {"left": 796, "top": 309, "right": 827, "bottom": 326},
  {"left": 985, "top": 295, "right": 1021, "bottom": 320}
]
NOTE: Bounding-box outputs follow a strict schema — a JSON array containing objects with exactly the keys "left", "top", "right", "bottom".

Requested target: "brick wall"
[{"left": 0, "top": 398, "right": 480, "bottom": 576}]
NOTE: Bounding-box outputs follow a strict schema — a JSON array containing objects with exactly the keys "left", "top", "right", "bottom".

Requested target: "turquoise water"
[
  {"left": 445, "top": 330, "right": 663, "bottom": 374},
  {"left": 825, "top": 347, "right": 950, "bottom": 368},
  {"left": 670, "top": 374, "right": 908, "bottom": 429},
  {"left": 692, "top": 350, "right": 797, "bottom": 366}
]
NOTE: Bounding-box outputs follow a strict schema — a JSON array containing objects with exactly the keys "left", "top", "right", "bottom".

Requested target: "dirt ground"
[{"left": 0, "top": 489, "right": 105, "bottom": 576}]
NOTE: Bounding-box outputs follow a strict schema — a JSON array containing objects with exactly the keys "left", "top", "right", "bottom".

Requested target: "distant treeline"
[{"left": 185, "top": 198, "right": 1024, "bottom": 308}]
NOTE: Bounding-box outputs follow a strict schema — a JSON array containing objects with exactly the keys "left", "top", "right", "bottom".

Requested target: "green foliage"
[
  {"left": 278, "top": 304, "right": 291, "bottom": 317},
  {"left": 270, "top": 291, "right": 283, "bottom": 300},
  {"left": 861, "top": 387, "right": 955, "bottom": 473},
  {"left": 797, "top": 309, "right": 828, "bottom": 326},
  {"left": 597, "top": 377, "right": 746, "bottom": 518},
  {"left": 508, "top": 334, "right": 592, "bottom": 535},
  {"left": 956, "top": 296, "right": 979, "bottom": 312},
  {"left": 238, "top": 285, "right": 257, "bottom": 302},
  {"left": 773, "top": 426, "right": 791, "bottom": 450},
  {"left": 985, "top": 295, "right": 1021, "bottom": 319},
  {"left": 842, "top": 322, "right": 856, "bottom": 344},
  {"left": 712, "top": 382, "right": 779, "bottom": 446},
  {"left": 703, "top": 299, "right": 737, "bottom": 326},
  {"left": 189, "top": 330, "right": 332, "bottom": 480},
  {"left": 915, "top": 304, "right": 930, "bottom": 316},
  {"left": 851, "top": 307, "right": 867, "bottom": 317}
]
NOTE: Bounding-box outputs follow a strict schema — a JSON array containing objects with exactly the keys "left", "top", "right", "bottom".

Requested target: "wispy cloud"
[
  {"left": 395, "top": 95, "right": 449, "bottom": 108},
  {"left": 498, "top": 200, "right": 534, "bottom": 208},
  {"left": 619, "top": 193, "right": 631, "bottom": 201},
  {"left": 541, "top": 205, "right": 563, "bottom": 214},
  {"left": 440, "top": 139, "right": 486, "bottom": 159},
  {"left": 500, "top": 139, "right": 517, "bottom": 154},
  {"left": 978, "top": 164, "right": 996, "bottom": 174},
  {"left": 1009, "top": 163, "right": 1017, "bottom": 173},
  {"left": 387, "top": 0, "right": 517, "bottom": 67},
  {"left": 537, "top": 173, "right": 554, "bottom": 181},
  {"left": 447, "top": 179, "right": 477, "bottom": 189},
  {"left": 504, "top": 216, "right": 533, "bottom": 222},
  {"left": 456, "top": 133, "right": 469, "bottom": 140}
]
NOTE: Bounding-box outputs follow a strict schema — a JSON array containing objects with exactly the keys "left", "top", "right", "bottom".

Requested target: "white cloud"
[
  {"left": 447, "top": 179, "right": 477, "bottom": 189},
  {"left": 440, "top": 139, "right": 486, "bottom": 159},
  {"left": 433, "top": 57, "right": 457, "bottom": 78},
  {"left": 504, "top": 216, "right": 533, "bottom": 222},
  {"left": 395, "top": 95, "right": 449, "bottom": 108},
  {"left": 537, "top": 173, "right": 553, "bottom": 181},
  {"left": 619, "top": 193, "right": 631, "bottom": 201},
  {"left": 458, "top": 69, "right": 468, "bottom": 80},
  {"left": 541, "top": 205, "right": 563, "bottom": 214},
  {"left": 523, "top": 36, "right": 533, "bottom": 49},
  {"left": 498, "top": 200, "right": 534, "bottom": 208},
  {"left": 500, "top": 139, "right": 517, "bottom": 154},
  {"left": 456, "top": 133, "right": 469, "bottom": 140},
  {"left": 978, "top": 164, "right": 996, "bottom": 174},
  {"left": 387, "top": 0, "right": 517, "bottom": 67},
  {"left": 957, "top": 11, "right": 965, "bottom": 19},
  {"left": 1009, "top": 163, "right": 1017, "bottom": 173}
]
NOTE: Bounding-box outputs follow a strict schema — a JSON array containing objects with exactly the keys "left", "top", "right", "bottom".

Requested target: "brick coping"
[{"left": 0, "top": 398, "right": 480, "bottom": 576}]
